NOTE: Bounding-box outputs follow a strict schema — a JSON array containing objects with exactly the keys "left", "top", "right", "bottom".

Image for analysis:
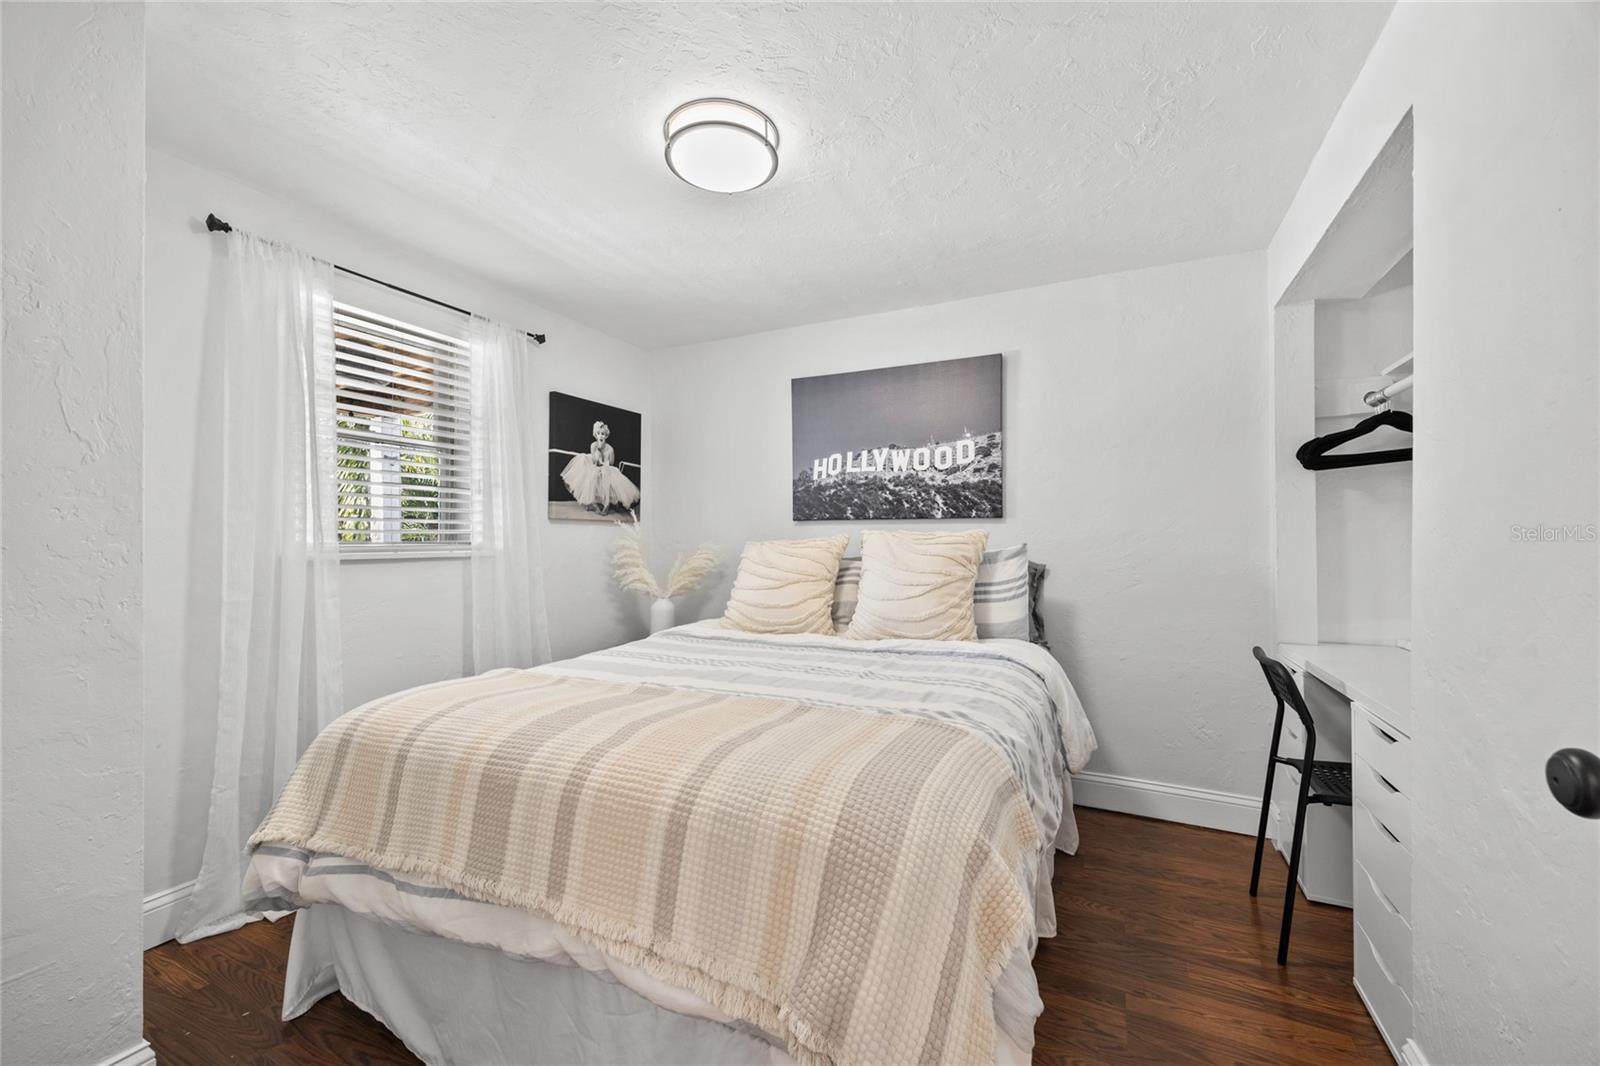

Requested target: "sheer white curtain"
[
  {"left": 176, "top": 234, "right": 344, "bottom": 942},
  {"left": 469, "top": 316, "right": 552, "bottom": 670}
]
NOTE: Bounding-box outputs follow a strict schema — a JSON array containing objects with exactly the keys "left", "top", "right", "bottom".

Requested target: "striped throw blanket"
[{"left": 250, "top": 667, "right": 1042, "bottom": 1066}]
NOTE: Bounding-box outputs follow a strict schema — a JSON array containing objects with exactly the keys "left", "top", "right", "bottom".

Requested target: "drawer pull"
[
  {"left": 1367, "top": 718, "right": 1399, "bottom": 746},
  {"left": 1368, "top": 763, "right": 1401, "bottom": 794},
  {"left": 1364, "top": 803, "right": 1401, "bottom": 844},
  {"left": 1367, "top": 927, "right": 1402, "bottom": 986},
  {"left": 1363, "top": 867, "right": 1404, "bottom": 919}
]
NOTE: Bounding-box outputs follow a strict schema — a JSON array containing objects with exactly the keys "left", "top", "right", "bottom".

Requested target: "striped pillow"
[
  {"left": 835, "top": 545, "right": 1039, "bottom": 640},
  {"left": 974, "top": 543, "right": 1031, "bottom": 641},
  {"left": 1027, "top": 561, "right": 1049, "bottom": 647},
  {"left": 722, "top": 534, "right": 850, "bottom": 635},
  {"left": 831, "top": 556, "right": 863, "bottom": 632},
  {"left": 845, "top": 529, "right": 989, "bottom": 642}
]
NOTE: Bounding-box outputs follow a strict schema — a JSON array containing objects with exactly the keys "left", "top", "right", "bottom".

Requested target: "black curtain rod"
[{"left": 205, "top": 213, "right": 546, "bottom": 345}]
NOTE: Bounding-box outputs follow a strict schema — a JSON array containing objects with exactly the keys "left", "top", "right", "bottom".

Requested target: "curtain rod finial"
[
  {"left": 205, "top": 213, "right": 232, "bottom": 234},
  {"left": 532, "top": 333, "right": 546, "bottom": 345}
]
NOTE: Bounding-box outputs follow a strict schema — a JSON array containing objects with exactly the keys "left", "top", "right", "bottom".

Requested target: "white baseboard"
[
  {"left": 1072, "top": 770, "right": 1260, "bottom": 835},
  {"left": 94, "top": 1040, "right": 156, "bottom": 1066},
  {"left": 1400, "top": 1039, "right": 1430, "bottom": 1066},
  {"left": 143, "top": 879, "right": 195, "bottom": 950}
]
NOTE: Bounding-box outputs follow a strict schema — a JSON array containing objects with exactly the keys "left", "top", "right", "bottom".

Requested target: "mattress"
[{"left": 248, "top": 620, "right": 1095, "bottom": 1063}]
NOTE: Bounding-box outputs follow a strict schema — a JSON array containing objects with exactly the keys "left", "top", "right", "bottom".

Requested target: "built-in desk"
[
  {"left": 1277, "top": 642, "right": 1412, "bottom": 736},
  {"left": 1277, "top": 641, "right": 1415, "bottom": 1063}
]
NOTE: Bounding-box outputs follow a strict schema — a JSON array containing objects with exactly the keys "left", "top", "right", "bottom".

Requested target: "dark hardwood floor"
[{"left": 145, "top": 808, "right": 1390, "bottom": 1064}]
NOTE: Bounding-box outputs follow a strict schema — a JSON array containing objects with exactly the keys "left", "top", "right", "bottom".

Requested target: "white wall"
[
  {"left": 143, "top": 148, "right": 653, "bottom": 904},
  {"left": 2, "top": 5, "right": 151, "bottom": 1064},
  {"left": 652, "top": 252, "right": 1274, "bottom": 812},
  {"left": 1272, "top": 3, "right": 1599, "bottom": 1062}
]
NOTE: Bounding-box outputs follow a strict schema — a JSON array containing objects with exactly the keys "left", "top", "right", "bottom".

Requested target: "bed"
[{"left": 244, "top": 619, "right": 1096, "bottom": 1065}]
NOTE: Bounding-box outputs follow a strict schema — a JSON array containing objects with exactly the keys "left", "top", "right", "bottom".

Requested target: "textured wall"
[
  {"left": 1271, "top": 3, "right": 1600, "bottom": 1061},
  {"left": 143, "top": 149, "right": 653, "bottom": 904},
  {"left": 651, "top": 252, "right": 1274, "bottom": 803},
  {"left": 1, "top": 5, "right": 149, "bottom": 1063}
]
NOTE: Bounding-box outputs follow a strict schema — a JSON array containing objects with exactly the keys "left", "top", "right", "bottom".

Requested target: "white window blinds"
[{"left": 333, "top": 301, "right": 472, "bottom": 554}]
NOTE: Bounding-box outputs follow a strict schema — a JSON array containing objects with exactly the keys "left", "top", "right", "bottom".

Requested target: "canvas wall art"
[
  {"left": 791, "top": 353, "right": 1002, "bottom": 521},
  {"left": 548, "top": 391, "right": 643, "bottom": 522}
]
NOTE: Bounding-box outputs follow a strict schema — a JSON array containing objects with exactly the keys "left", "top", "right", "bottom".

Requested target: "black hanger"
[{"left": 1296, "top": 409, "right": 1413, "bottom": 470}]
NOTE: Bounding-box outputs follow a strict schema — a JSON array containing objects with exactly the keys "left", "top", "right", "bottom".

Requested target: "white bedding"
[
  {"left": 544, "top": 620, "right": 1096, "bottom": 838},
  {"left": 255, "top": 621, "right": 1095, "bottom": 1063}
]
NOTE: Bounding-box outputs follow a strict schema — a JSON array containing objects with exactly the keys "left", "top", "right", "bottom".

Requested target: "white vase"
[{"left": 649, "top": 597, "right": 676, "bottom": 634}]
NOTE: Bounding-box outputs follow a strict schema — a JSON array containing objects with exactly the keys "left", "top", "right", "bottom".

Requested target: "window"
[{"left": 333, "top": 301, "right": 471, "bottom": 555}]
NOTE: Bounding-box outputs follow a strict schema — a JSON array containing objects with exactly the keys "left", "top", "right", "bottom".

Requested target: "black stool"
[{"left": 1247, "top": 646, "right": 1352, "bottom": 965}]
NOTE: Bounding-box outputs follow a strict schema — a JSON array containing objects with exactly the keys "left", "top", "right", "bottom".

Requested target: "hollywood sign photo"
[
  {"left": 806, "top": 437, "right": 982, "bottom": 482},
  {"left": 791, "top": 354, "right": 1003, "bottom": 521}
]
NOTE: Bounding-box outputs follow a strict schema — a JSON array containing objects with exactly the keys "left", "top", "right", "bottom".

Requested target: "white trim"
[
  {"left": 143, "top": 879, "right": 195, "bottom": 949},
  {"left": 93, "top": 1040, "right": 155, "bottom": 1066},
  {"left": 339, "top": 548, "right": 470, "bottom": 563},
  {"left": 1399, "top": 1039, "right": 1429, "bottom": 1066},
  {"left": 1072, "top": 770, "right": 1260, "bottom": 835}
]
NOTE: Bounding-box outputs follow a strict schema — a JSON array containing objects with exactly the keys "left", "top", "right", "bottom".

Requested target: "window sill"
[{"left": 339, "top": 549, "right": 471, "bottom": 563}]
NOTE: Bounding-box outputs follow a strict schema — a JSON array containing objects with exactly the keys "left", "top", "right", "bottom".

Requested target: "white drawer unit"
[
  {"left": 1355, "top": 796, "right": 1411, "bottom": 922},
  {"left": 1355, "top": 922, "right": 1413, "bottom": 1059},
  {"left": 1269, "top": 700, "right": 1305, "bottom": 835},
  {"left": 1268, "top": 711, "right": 1303, "bottom": 849},
  {"left": 1270, "top": 765, "right": 1355, "bottom": 907},
  {"left": 1277, "top": 644, "right": 1414, "bottom": 1063},
  {"left": 1351, "top": 698, "right": 1413, "bottom": 1063},
  {"left": 1353, "top": 701, "right": 1412, "bottom": 795},
  {"left": 1282, "top": 701, "right": 1307, "bottom": 757},
  {"left": 1355, "top": 860, "right": 1412, "bottom": 989},
  {"left": 1267, "top": 665, "right": 1354, "bottom": 908},
  {"left": 1268, "top": 679, "right": 1304, "bottom": 845},
  {"left": 1353, "top": 756, "right": 1412, "bottom": 850}
]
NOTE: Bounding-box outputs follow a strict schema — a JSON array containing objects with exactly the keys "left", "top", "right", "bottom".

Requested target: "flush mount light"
[{"left": 663, "top": 98, "right": 779, "bottom": 193}]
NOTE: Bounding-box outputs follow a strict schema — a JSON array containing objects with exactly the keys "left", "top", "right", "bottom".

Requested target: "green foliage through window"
[{"left": 333, "top": 302, "right": 471, "bottom": 551}]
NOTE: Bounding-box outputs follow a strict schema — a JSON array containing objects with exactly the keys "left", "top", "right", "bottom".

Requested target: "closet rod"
[
  {"left": 203, "top": 213, "right": 546, "bottom": 345},
  {"left": 1363, "top": 374, "right": 1414, "bottom": 407}
]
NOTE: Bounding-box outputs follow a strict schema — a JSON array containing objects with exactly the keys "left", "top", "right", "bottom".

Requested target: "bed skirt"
[{"left": 285, "top": 904, "right": 789, "bottom": 1065}]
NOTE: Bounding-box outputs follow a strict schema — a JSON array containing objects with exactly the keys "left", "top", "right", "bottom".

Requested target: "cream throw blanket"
[{"left": 250, "top": 669, "right": 1041, "bottom": 1065}]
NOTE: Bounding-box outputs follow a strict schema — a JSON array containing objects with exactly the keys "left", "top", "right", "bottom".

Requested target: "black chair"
[{"left": 1248, "top": 646, "right": 1352, "bottom": 965}]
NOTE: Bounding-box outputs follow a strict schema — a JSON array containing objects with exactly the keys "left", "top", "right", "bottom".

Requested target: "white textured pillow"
[
  {"left": 845, "top": 529, "right": 989, "bottom": 642},
  {"left": 722, "top": 534, "right": 850, "bottom": 635},
  {"left": 974, "top": 543, "right": 1031, "bottom": 640}
]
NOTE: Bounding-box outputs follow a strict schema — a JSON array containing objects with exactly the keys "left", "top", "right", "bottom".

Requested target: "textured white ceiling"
[{"left": 148, "top": 2, "right": 1391, "bottom": 347}]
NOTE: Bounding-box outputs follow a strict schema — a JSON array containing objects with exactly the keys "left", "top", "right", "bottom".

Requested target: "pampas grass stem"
[{"left": 610, "top": 512, "right": 718, "bottom": 600}]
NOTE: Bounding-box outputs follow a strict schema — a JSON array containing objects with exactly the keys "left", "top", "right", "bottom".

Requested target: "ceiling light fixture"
[{"left": 663, "top": 98, "right": 779, "bottom": 194}]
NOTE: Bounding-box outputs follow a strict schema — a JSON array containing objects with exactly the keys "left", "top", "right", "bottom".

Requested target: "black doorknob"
[{"left": 1546, "top": 748, "right": 1600, "bottom": 818}]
